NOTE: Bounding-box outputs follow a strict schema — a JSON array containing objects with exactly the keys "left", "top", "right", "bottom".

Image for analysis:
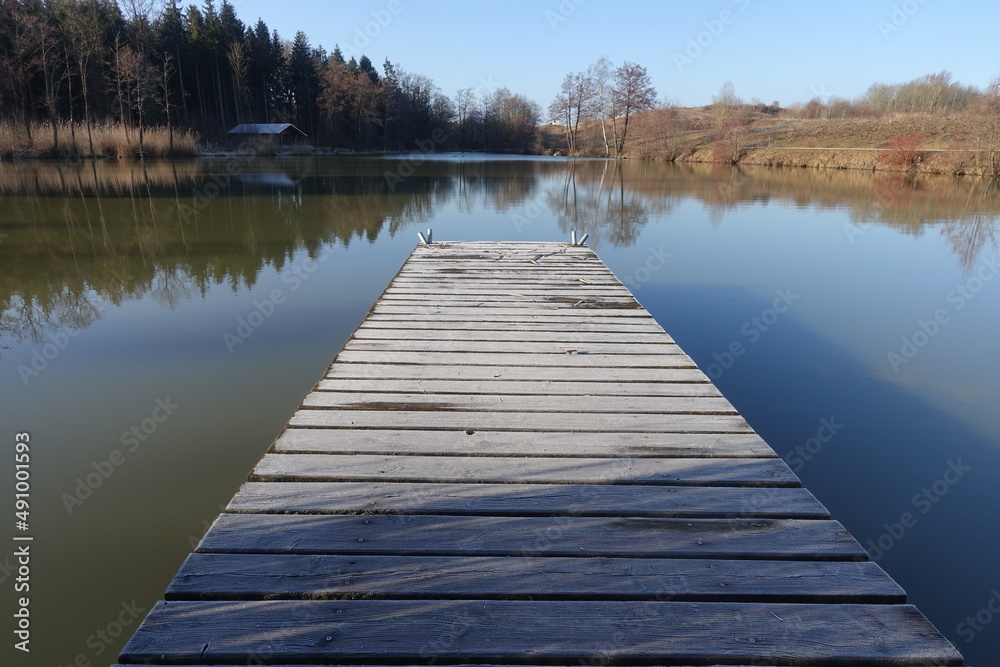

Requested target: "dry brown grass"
[
  {"left": 0, "top": 121, "right": 199, "bottom": 158},
  {"left": 556, "top": 107, "right": 994, "bottom": 176}
]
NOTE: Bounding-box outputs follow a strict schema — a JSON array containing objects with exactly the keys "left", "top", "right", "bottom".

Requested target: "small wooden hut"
[{"left": 226, "top": 123, "right": 307, "bottom": 149}]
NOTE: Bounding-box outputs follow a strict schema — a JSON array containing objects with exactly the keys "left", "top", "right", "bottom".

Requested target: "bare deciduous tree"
[
  {"left": 586, "top": 56, "right": 613, "bottom": 157},
  {"left": 35, "top": 4, "right": 65, "bottom": 148},
  {"left": 610, "top": 61, "right": 656, "bottom": 158},
  {"left": 59, "top": 0, "right": 105, "bottom": 154},
  {"left": 713, "top": 110, "right": 752, "bottom": 164},
  {"left": 971, "top": 75, "right": 1000, "bottom": 176},
  {"left": 548, "top": 71, "right": 592, "bottom": 154},
  {"left": 157, "top": 52, "right": 177, "bottom": 153},
  {"left": 226, "top": 41, "right": 249, "bottom": 123},
  {"left": 5, "top": 2, "right": 45, "bottom": 141},
  {"left": 712, "top": 80, "right": 741, "bottom": 122}
]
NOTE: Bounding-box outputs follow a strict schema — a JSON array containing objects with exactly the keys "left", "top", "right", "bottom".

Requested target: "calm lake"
[{"left": 1, "top": 156, "right": 998, "bottom": 665}]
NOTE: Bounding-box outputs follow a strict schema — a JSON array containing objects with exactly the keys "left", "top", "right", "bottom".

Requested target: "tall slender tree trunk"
[
  {"left": 21, "top": 83, "right": 33, "bottom": 143},
  {"left": 79, "top": 61, "right": 95, "bottom": 155},
  {"left": 213, "top": 60, "right": 226, "bottom": 132},
  {"left": 176, "top": 46, "right": 189, "bottom": 127},
  {"left": 610, "top": 114, "right": 620, "bottom": 158},
  {"left": 231, "top": 79, "right": 240, "bottom": 124},
  {"left": 195, "top": 66, "right": 206, "bottom": 130},
  {"left": 617, "top": 110, "right": 632, "bottom": 158},
  {"left": 600, "top": 111, "right": 610, "bottom": 157},
  {"left": 40, "top": 38, "right": 60, "bottom": 151}
]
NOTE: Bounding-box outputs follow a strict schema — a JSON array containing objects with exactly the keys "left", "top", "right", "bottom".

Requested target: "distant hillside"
[{"left": 539, "top": 107, "right": 998, "bottom": 176}]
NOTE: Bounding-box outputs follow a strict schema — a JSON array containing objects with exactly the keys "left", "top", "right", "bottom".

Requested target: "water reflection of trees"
[
  {"left": 0, "top": 158, "right": 561, "bottom": 344},
  {"left": 1, "top": 158, "right": 998, "bottom": 345},
  {"left": 550, "top": 162, "right": 1000, "bottom": 268},
  {"left": 545, "top": 161, "right": 663, "bottom": 246}
]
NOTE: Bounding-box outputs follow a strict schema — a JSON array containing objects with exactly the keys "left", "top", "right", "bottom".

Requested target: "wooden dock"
[{"left": 118, "top": 241, "right": 962, "bottom": 666}]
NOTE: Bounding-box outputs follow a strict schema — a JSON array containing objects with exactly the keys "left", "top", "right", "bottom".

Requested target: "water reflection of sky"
[{"left": 0, "top": 157, "right": 998, "bottom": 665}]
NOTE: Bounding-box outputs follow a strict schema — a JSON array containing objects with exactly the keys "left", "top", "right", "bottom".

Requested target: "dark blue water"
[{"left": 0, "top": 157, "right": 997, "bottom": 665}]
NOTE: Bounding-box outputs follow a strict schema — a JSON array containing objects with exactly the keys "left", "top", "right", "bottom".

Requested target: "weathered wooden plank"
[
  {"left": 271, "top": 429, "right": 777, "bottom": 458},
  {"left": 378, "top": 294, "right": 638, "bottom": 305},
  {"left": 361, "top": 317, "right": 666, "bottom": 332},
  {"left": 408, "top": 246, "right": 589, "bottom": 253},
  {"left": 398, "top": 270, "right": 616, "bottom": 279},
  {"left": 333, "top": 351, "right": 695, "bottom": 367},
  {"left": 314, "top": 379, "right": 720, "bottom": 397},
  {"left": 406, "top": 255, "right": 599, "bottom": 263},
  {"left": 326, "top": 364, "right": 708, "bottom": 382},
  {"left": 113, "top": 664, "right": 851, "bottom": 667},
  {"left": 228, "top": 482, "right": 826, "bottom": 518},
  {"left": 392, "top": 276, "right": 624, "bottom": 285},
  {"left": 412, "top": 243, "right": 585, "bottom": 252},
  {"left": 289, "top": 409, "right": 749, "bottom": 433},
  {"left": 404, "top": 256, "right": 602, "bottom": 263},
  {"left": 399, "top": 261, "right": 611, "bottom": 268},
  {"left": 197, "top": 514, "right": 866, "bottom": 559},
  {"left": 397, "top": 277, "right": 617, "bottom": 283},
  {"left": 399, "top": 265, "right": 611, "bottom": 273},
  {"left": 343, "top": 339, "right": 680, "bottom": 354},
  {"left": 110, "top": 665, "right": 885, "bottom": 667},
  {"left": 167, "top": 553, "right": 903, "bottom": 602},
  {"left": 372, "top": 305, "right": 647, "bottom": 316},
  {"left": 382, "top": 288, "right": 633, "bottom": 297},
  {"left": 364, "top": 315, "right": 656, "bottom": 327},
  {"left": 385, "top": 286, "right": 632, "bottom": 295},
  {"left": 118, "top": 599, "right": 964, "bottom": 665},
  {"left": 302, "top": 392, "right": 736, "bottom": 414},
  {"left": 250, "top": 454, "right": 796, "bottom": 486},
  {"left": 351, "top": 328, "right": 673, "bottom": 343},
  {"left": 411, "top": 244, "right": 580, "bottom": 252}
]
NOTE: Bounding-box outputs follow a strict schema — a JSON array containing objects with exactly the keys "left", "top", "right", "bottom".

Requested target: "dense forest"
[{"left": 0, "top": 0, "right": 542, "bottom": 155}]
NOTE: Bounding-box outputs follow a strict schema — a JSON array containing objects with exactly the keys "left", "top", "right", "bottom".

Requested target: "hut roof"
[{"left": 227, "top": 123, "right": 307, "bottom": 137}]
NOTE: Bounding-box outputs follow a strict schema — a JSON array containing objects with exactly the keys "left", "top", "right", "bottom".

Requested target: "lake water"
[{"left": 0, "top": 156, "right": 998, "bottom": 666}]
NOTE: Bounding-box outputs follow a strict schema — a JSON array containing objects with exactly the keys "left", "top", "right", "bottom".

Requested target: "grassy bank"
[
  {"left": 0, "top": 121, "right": 199, "bottom": 159},
  {"left": 543, "top": 109, "right": 999, "bottom": 176}
]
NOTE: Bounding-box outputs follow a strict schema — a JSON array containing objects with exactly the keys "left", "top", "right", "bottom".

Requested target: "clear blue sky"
[{"left": 232, "top": 0, "right": 1000, "bottom": 109}]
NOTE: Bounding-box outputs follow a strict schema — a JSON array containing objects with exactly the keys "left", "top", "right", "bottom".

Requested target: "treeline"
[
  {"left": 0, "top": 0, "right": 541, "bottom": 155},
  {"left": 783, "top": 71, "right": 982, "bottom": 119}
]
